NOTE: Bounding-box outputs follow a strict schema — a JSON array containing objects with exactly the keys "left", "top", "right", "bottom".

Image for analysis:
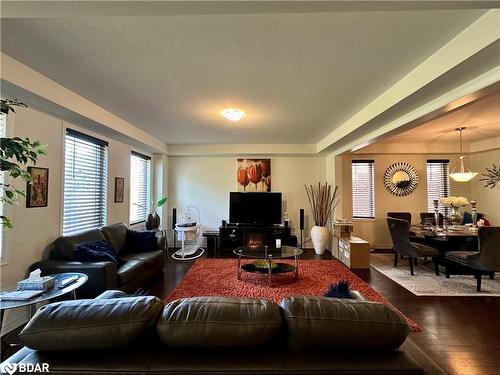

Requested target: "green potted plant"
[
  {"left": 134, "top": 197, "right": 168, "bottom": 230},
  {"left": 1, "top": 99, "right": 47, "bottom": 228}
]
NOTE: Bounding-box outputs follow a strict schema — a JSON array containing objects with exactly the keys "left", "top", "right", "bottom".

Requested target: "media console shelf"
[{"left": 219, "top": 225, "right": 296, "bottom": 257}]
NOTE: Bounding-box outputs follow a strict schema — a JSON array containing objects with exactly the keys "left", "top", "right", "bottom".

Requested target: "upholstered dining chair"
[
  {"left": 387, "top": 212, "right": 426, "bottom": 261},
  {"left": 420, "top": 212, "right": 444, "bottom": 226},
  {"left": 445, "top": 227, "right": 500, "bottom": 292},
  {"left": 387, "top": 217, "right": 440, "bottom": 276}
]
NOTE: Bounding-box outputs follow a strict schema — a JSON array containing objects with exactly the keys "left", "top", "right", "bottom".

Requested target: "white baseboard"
[{"left": 371, "top": 243, "right": 393, "bottom": 250}]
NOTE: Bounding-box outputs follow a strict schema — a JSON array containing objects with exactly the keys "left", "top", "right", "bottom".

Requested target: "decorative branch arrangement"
[
  {"left": 480, "top": 164, "right": 500, "bottom": 189},
  {"left": 304, "top": 182, "right": 340, "bottom": 226}
]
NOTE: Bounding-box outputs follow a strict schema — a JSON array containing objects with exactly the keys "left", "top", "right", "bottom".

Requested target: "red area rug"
[{"left": 166, "top": 259, "right": 420, "bottom": 332}]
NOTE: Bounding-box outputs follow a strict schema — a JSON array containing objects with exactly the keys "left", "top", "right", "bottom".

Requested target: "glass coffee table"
[{"left": 233, "top": 245, "right": 303, "bottom": 286}]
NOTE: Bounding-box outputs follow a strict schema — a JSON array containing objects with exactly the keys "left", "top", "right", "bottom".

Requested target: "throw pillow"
[
  {"left": 126, "top": 229, "right": 157, "bottom": 253},
  {"left": 324, "top": 280, "right": 352, "bottom": 299},
  {"left": 463, "top": 211, "right": 485, "bottom": 225},
  {"left": 75, "top": 240, "right": 120, "bottom": 263}
]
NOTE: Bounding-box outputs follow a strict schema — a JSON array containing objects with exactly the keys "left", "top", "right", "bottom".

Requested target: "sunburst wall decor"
[{"left": 384, "top": 162, "right": 419, "bottom": 196}]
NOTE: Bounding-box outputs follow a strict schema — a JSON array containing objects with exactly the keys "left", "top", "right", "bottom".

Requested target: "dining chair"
[
  {"left": 420, "top": 212, "right": 444, "bottom": 226},
  {"left": 445, "top": 227, "right": 500, "bottom": 292},
  {"left": 387, "top": 217, "right": 440, "bottom": 276},
  {"left": 387, "top": 212, "right": 426, "bottom": 261}
]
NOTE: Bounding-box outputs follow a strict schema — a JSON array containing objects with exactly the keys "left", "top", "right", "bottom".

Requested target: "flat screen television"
[{"left": 229, "top": 192, "right": 282, "bottom": 225}]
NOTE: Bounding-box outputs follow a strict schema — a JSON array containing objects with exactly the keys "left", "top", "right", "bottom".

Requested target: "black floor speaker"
[{"left": 299, "top": 209, "right": 304, "bottom": 249}]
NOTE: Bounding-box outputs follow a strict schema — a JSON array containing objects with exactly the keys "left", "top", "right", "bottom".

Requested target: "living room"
[{"left": 1, "top": 2, "right": 500, "bottom": 374}]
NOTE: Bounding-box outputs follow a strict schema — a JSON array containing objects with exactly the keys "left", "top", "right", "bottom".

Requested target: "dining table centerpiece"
[{"left": 439, "top": 196, "right": 469, "bottom": 225}]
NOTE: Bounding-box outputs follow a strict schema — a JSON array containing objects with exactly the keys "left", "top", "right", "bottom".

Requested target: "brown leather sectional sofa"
[
  {"left": 30, "top": 223, "right": 165, "bottom": 297},
  {"left": 2, "top": 292, "right": 444, "bottom": 374}
]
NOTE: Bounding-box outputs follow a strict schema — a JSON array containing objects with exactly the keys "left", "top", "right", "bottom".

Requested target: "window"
[
  {"left": 0, "top": 114, "right": 6, "bottom": 257},
  {"left": 63, "top": 129, "right": 108, "bottom": 235},
  {"left": 130, "top": 151, "right": 151, "bottom": 224},
  {"left": 352, "top": 160, "right": 375, "bottom": 219},
  {"left": 427, "top": 159, "right": 450, "bottom": 215}
]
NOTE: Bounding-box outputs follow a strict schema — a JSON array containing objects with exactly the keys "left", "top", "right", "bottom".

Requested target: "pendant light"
[{"left": 449, "top": 127, "right": 478, "bottom": 182}]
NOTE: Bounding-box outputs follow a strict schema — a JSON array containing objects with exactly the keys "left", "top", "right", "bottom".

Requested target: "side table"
[{"left": 0, "top": 272, "right": 87, "bottom": 358}]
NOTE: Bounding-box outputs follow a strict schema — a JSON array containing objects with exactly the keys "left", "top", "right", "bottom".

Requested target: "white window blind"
[
  {"left": 352, "top": 160, "right": 375, "bottom": 219},
  {"left": 427, "top": 159, "right": 450, "bottom": 215},
  {"left": 63, "top": 129, "right": 108, "bottom": 235},
  {"left": 130, "top": 151, "right": 151, "bottom": 224}
]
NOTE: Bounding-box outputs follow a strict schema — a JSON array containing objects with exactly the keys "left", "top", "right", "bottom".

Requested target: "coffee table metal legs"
[
  {"left": 267, "top": 258, "right": 272, "bottom": 287},
  {"left": 236, "top": 256, "right": 299, "bottom": 286},
  {"left": 294, "top": 255, "right": 299, "bottom": 279},
  {"left": 237, "top": 255, "right": 242, "bottom": 280}
]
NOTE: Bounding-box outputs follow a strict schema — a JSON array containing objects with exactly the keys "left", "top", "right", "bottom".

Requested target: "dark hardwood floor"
[{"left": 154, "top": 249, "right": 500, "bottom": 375}]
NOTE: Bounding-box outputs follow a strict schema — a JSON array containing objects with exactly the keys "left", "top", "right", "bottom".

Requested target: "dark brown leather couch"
[
  {"left": 30, "top": 223, "right": 165, "bottom": 297},
  {"left": 2, "top": 293, "right": 445, "bottom": 374}
]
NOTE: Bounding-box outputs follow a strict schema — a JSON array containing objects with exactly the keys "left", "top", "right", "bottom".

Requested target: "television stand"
[{"left": 219, "top": 225, "right": 296, "bottom": 257}]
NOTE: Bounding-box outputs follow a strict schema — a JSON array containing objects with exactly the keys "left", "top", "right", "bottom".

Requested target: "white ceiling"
[
  {"left": 0, "top": 7, "right": 490, "bottom": 144},
  {"left": 380, "top": 92, "right": 500, "bottom": 144}
]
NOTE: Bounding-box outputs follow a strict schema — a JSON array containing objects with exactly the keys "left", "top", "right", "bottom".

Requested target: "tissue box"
[{"left": 17, "top": 276, "right": 55, "bottom": 291}]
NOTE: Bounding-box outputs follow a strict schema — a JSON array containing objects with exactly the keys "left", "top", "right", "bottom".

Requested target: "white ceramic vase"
[{"left": 310, "top": 225, "right": 329, "bottom": 255}]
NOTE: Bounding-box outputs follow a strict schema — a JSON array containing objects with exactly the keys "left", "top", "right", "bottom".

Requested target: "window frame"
[
  {"left": 0, "top": 113, "right": 7, "bottom": 261},
  {"left": 426, "top": 159, "right": 450, "bottom": 216},
  {"left": 129, "top": 151, "right": 152, "bottom": 225},
  {"left": 351, "top": 159, "right": 375, "bottom": 220},
  {"left": 63, "top": 128, "right": 109, "bottom": 236}
]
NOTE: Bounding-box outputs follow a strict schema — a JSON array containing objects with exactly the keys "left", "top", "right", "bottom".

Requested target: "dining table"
[
  {"left": 411, "top": 224, "right": 478, "bottom": 238},
  {"left": 410, "top": 224, "right": 479, "bottom": 263}
]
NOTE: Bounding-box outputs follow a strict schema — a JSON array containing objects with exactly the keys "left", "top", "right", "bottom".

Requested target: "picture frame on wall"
[
  {"left": 237, "top": 158, "right": 271, "bottom": 192},
  {"left": 26, "top": 167, "right": 49, "bottom": 208},
  {"left": 114, "top": 177, "right": 125, "bottom": 203}
]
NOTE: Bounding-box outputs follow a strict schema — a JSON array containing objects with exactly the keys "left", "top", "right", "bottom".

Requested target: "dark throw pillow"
[
  {"left": 463, "top": 211, "right": 485, "bottom": 225},
  {"left": 126, "top": 230, "right": 157, "bottom": 253},
  {"left": 324, "top": 280, "right": 352, "bottom": 299},
  {"left": 75, "top": 240, "right": 120, "bottom": 263}
]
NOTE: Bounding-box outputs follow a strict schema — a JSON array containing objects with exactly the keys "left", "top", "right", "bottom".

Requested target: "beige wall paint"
[
  {"left": 167, "top": 156, "right": 326, "bottom": 247},
  {"left": 340, "top": 153, "right": 475, "bottom": 248},
  {"left": 1, "top": 108, "right": 64, "bottom": 291},
  {"left": 0, "top": 107, "right": 154, "bottom": 334},
  {"left": 470, "top": 148, "right": 500, "bottom": 225}
]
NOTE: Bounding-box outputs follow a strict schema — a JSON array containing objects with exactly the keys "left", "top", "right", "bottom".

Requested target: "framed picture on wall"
[
  {"left": 237, "top": 158, "right": 271, "bottom": 192},
  {"left": 26, "top": 167, "right": 49, "bottom": 208},
  {"left": 114, "top": 177, "right": 124, "bottom": 203}
]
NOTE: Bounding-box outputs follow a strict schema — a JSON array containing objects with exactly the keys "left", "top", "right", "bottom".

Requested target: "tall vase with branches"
[{"left": 305, "top": 182, "right": 340, "bottom": 254}]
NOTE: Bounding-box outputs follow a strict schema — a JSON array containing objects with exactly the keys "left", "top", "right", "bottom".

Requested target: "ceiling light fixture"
[
  {"left": 221, "top": 108, "right": 245, "bottom": 122},
  {"left": 449, "top": 127, "right": 478, "bottom": 183}
]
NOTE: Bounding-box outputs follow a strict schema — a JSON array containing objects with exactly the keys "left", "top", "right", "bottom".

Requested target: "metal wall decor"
[
  {"left": 480, "top": 163, "right": 500, "bottom": 189},
  {"left": 384, "top": 162, "right": 419, "bottom": 196}
]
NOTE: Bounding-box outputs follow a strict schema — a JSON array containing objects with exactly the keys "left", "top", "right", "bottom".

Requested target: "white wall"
[
  {"left": 0, "top": 106, "right": 155, "bottom": 334},
  {"left": 167, "top": 156, "right": 326, "bottom": 246},
  {"left": 470, "top": 148, "right": 500, "bottom": 225}
]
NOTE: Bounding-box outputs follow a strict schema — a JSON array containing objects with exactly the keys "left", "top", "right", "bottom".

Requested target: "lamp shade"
[
  {"left": 450, "top": 172, "right": 478, "bottom": 182},
  {"left": 450, "top": 155, "right": 477, "bottom": 182}
]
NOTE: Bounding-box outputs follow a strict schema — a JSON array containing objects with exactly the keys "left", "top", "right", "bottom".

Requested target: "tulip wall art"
[{"left": 237, "top": 159, "right": 271, "bottom": 192}]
